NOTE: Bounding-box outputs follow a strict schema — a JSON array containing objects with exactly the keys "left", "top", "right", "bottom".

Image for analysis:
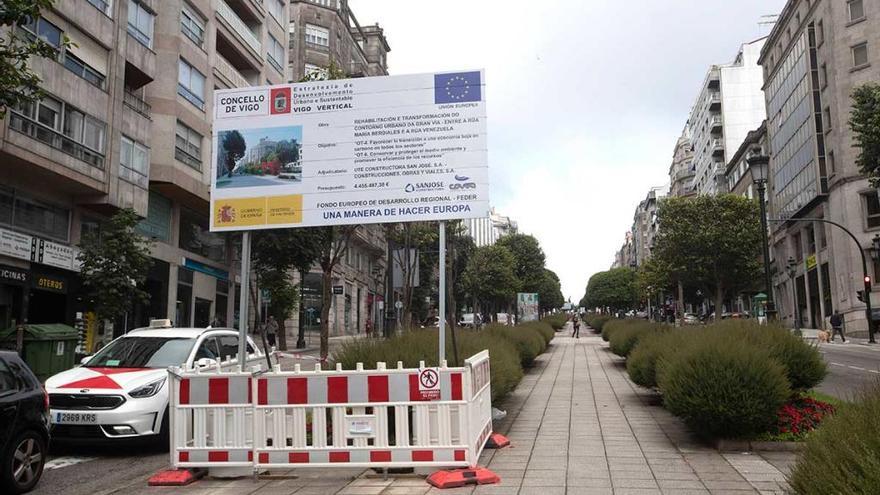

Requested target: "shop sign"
[
  {"left": 33, "top": 273, "right": 67, "bottom": 293},
  {"left": 0, "top": 265, "right": 28, "bottom": 285},
  {"left": 183, "top": 258, "right": 229, "bottom": 280},
  {"left": 0, "top": 228, "right": 33, "bottom": 261},
  {"left": 332, "top": 285, "right": 344, "bottom": 295},
  {"left": 805, "top": 254, "right": 817, "bottom": 271},
  {"left": 36, "top": 239, "right": 76, "bottom": 270}
]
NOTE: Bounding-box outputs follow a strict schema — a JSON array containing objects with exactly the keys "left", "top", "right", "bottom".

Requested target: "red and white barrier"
[{"left": 167, "top": 351, "right": 495, "bottom": 475}]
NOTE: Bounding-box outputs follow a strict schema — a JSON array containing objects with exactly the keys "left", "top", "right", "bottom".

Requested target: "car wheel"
[
  {"left": 1, "top": 430, "right": 46, "bottom": 494},
  {"left": 154, "top": 407, "right": 170, "bottom": 449}
]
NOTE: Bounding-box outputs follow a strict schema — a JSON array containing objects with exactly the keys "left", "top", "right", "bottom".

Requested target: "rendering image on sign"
[
  {"left": 518, "top": 293, "right": 539, "bottom": 322},
  {"left": 210, "top": 70, "right": 489, "bottom": 231}
]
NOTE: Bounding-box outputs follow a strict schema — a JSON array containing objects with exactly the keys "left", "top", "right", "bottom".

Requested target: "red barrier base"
[
  {"left": 427, "top": 467, "right": 500, "bottom": 488},
  {"left": 485, "top": 433, "right": 511, "bottom": 449},
  {"left": 148, "top": 468, "right": 206, "bottom": 486}
]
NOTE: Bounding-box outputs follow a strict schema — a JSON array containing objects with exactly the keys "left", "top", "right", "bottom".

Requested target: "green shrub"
[
  {"left": 627, "top": 329, "right": 688, "bottom": 388},
  {"left": 486, "top": 324, "right": 546, "bottom": 367},
  {"left": 608, "top": 320, "right": 660, "bottom": 358},
  {"left": 543, "top": 314, "right": 567, "bottom": 330},
  {"left": 601, "top": 318, "right": 629, "bottom": 342},
  {"left": 589, "top": 315, "right": 612, "bottom": 335},
  {"left": 331, "top": 328, "right": 523, "bottom": 403},
  {"left": 522, "top": 321, "right": 555, "bottom": 345},
  {"left": 709, "top": 320, "right": 827, "bottom": 391},
  {"left": 657, "top": 336, "right": 791, "bottom": 439},
  {"left": 788, "top": 384, "right": 880, "bottom": 494}
]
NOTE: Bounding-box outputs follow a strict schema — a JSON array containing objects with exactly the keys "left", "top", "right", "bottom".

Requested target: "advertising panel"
[
  {"left": 210, "top": 70, "right": 488, "bottom": 231},
  {"left": 518, "top": 293, "right": 539, "bottom": 322}
]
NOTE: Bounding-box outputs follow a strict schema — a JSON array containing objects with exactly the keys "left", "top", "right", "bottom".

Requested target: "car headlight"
[{"left": 129, "top": 377, "right": 166, "bottom": 398}]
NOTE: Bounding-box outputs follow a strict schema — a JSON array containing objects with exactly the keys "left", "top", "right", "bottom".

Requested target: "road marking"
[
  {"left": 45, "top": 456, "right": 98, "bottom": 471},
  {"left": 848, "top": 366, "right": 868, "bottom": 371},
  {"left": 830, "top": 362, "right": 845, "bottom": 366}
]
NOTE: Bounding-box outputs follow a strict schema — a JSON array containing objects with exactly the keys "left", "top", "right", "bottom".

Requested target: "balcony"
[
  {"left": 673, "top": 168, "right": 695, "bottom": 183},
  {"left": 214, "top": 54, "right": 251, "bottom": 88},
  {"left": 8, "top": 112, "right": 104, "bottom": 169},
  {"left": 217, "top": 0, "right": 262, "bottom": 56},
  {"left": 708, "top": 92, "right": 722, "bottom": 111},
  {"left": 710, "top": 115, "right": 723, "bottom": 133},
  {"left": 711, "top": 139, "right": 725, "bottom": 158},
  {"left": 123, "top": 89, "right": 151, "bottom": 119}
]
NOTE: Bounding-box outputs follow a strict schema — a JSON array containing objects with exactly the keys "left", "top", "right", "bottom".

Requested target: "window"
[
  {"left": 87, "top": 0, "right": 111, "bottom": 16},
  {"left": 127, "top": 1, "right": 155, "bottom": 48},
  {"left": 0, "top": 187, "right": 71, "bottom": 242},
  {"left": 310, "top": 0, "right": 337, "bottom": 7},
  {"left": 305, "top": 24, "right": 329, "bottom": 47},
  {"left": 62, "top": 52, "right": 105, "bottom": 88},
  {"left": 793, "top": 232, "right": 803, "bottom": 262},
  {"left": 21, "top": 17, "right": 62, "bottom": 50},
  {"left": 848, "top": 0, "right": 865, "bottom": 22},
  {"left": 268, "top": 0, "right": 284, "bottom": 24},
  {"left": 179, "top": 207, "right": 226, "bottom": 261},
  {"left": 175, "top": 120, "right": 202, "bottom": 171},
  {"left": 10, "top": 95, "right": 106, "bottom": 168},
  {"left": 178, "top": 58, "right": 205, "bottom": 109},
  {"left": 817, "top": 20, "right": 824, "bottom": 46},
  {"left": 267, "top": 35, "right": 284, "bottom": 72},
  {"left": 823, "top": 107, "right": 831, "bottom": 132},
  {"left": 865, "top": 193, "right": 880, "bottom": 228},
  {"left": 828, "top": 150, "right": 836, "bottom": 174},
  {"left": 120, "top": 135, "right": 149, "bottom": 186},
  {"left": 216, "top": 335, "right": 254, "bottom": 360},
  {"left": 181, "top": 3, "right": 205, "bottom": 47},
  {"left": 194, "top": 337, "right": 220, "bottom": 361},
  {"left": 852, "top": 42, "right": 869, "bottom": 68},
  {"left": 820, "top": 63, "right": 828, "bottom": 88},
  {"left": 136, "top": 191, "right": 171, "bottom": 242},
  {"left": 0, "top": 360, "right": 19, "bottom": 394}
]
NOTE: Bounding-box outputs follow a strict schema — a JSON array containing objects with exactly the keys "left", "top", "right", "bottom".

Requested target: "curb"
[{"left": 713, "top": 439, "right": 805, "bottom": 452}]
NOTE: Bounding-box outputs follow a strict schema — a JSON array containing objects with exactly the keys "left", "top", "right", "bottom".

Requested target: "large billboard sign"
[
  {"left": 210, "top": 71, "right": 488, "bottom": 232},
  {"left": 518, "top": 293, "right": 539, "bottom": 322}
]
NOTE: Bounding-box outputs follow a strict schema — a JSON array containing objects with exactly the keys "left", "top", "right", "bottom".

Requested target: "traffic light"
[{"left": 866, "top": 276, "right": 873, "bottom": 293}]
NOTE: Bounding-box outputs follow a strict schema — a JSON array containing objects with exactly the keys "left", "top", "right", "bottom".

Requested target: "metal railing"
[
  {"left": 123, "top": 89, "right": 152, "bottom": 118},
  {"left": 217, "top": 0, "right": 262, "bottom": 55},
  {"left": 9, "top": 112, "right": 104, "bottom": 169}
]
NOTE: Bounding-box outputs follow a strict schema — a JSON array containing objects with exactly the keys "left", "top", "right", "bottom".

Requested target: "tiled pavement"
[{"left": 138, "top": 330, "right": 796, "bottom": 495}]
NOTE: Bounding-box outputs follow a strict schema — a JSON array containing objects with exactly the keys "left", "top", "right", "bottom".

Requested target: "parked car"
[
  {"left": 0, "top": 350, "right": 50, "bottom": 494},
  {"left": 458, "top": 313, "right": 476, "bottom": 328},
  {"left": 495, "top": 313, "right": 514, "bottom": 326},
  {"left": 45, "top": 320, "right": 262, "bottom": 444},
  {"left": 682, "top": 313, "right": 700, "bottom": 325}
]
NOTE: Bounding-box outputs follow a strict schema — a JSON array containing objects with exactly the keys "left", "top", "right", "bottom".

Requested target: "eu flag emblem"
[{"left": 434, "top": 71, "right": 482, "bottom": 104}]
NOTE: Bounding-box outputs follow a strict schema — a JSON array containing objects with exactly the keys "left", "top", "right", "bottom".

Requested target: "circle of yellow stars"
[{"left": 445, "top": 75, "right": 470, "bottom": 100}]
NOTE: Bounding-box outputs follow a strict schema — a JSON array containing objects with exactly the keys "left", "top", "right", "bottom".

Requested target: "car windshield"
[{"left": 86, "top": 337, "right": 197, "bottom": 368}]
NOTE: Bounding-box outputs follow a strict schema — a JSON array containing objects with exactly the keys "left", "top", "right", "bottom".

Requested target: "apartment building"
[
  {"left": 689, "top": 38, "right": 768, "bottom": 196},
  {"left": 668, "top": 127, "right": 696, "bottom": 198},
  {"left": 725, "top": 122, "right": 769, "bottom": 199},
  {"left": 0, "top": 0, "right": 288, "bottom": 338},
  {"left": 631, "top": 186, "right": 667, "bottom": 267},
  {"left": 463, "top": 208, "right": 519, "bottom": 248},
  {"left": 760, "top": 0, "right": 880, "bottom": 335},
  {"left": 286, "top": 0, "right": 392, "bottom": 338}
]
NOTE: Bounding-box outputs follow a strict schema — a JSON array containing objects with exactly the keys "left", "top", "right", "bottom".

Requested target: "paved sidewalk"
[{"left": 133, "top": 331, "right": 795, "bottom": 495}]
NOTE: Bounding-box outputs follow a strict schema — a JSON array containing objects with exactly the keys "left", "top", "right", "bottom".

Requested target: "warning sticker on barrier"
[{"left": 418, "top": 368, "right": 441, "bottom": 401}]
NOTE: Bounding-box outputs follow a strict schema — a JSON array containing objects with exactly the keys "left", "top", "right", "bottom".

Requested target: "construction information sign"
[{"left": 209, "top": 70, "right": 488, "bottom": 231}]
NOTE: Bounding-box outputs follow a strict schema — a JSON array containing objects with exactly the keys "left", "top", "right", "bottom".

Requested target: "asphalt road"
[
  {"left": 33, "top": 441, "right": 167, "bottom": 495},
  {"left": 816, "top": 340, "right": 880, "bottom": 400}
]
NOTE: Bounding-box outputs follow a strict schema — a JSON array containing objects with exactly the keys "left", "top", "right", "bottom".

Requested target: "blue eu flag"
[{"left": 434, "top": 71, "right": 482, "bottom": 104}]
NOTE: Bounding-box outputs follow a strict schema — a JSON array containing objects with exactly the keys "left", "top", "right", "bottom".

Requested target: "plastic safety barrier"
[{"left": 168, "top": 350, "right": 494, "bottom": 474}]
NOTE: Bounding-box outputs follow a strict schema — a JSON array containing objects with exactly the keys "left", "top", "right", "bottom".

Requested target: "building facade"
[
  {"left": 631, "top": 186, "right": 667, "bottom": 267},
  {"left": 463, "top": 208, "right": 519, "bottom": 247},
  {"left": 689, "top": 38, "right": 768, "bottom": 196},
  {"left": 725, "top": 122, "right": 769, "bottom": 199},
  {"left": 760, "top": 0, "right": 880, "bottom": 335},
  {"left": 286, "top": 0, "right": 391, "bottom": 338},
  {"left": 668, "top": 127, "right": 696, "bottom": 198}
]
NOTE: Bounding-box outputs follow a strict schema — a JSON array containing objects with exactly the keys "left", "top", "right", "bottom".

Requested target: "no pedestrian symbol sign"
[{"left": 418, "top": 368, "right": 441, "bottom": 401}]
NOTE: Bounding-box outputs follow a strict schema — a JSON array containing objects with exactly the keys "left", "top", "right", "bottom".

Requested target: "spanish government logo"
[
  {"left": 434, "top": 71, "right": 482, "bottom": 104},
  {"left": 218, "top": 204, "right": 236, "bottom": 224}
]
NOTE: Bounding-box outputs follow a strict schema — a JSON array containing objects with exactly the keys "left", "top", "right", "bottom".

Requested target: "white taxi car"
[{"left": 44, "top": 320, "right": 262, "bottom": 443}]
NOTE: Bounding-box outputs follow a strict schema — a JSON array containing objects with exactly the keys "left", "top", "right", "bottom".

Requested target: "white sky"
[{"left": 350, "top": 0, "right": 786, "bottom": 302}]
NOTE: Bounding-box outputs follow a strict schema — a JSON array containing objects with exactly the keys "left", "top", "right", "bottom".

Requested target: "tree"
[
  {"left": 536, "top": 269, "right": 564, "bottom": 313},
  {"left": 316, "top": 225, "right": 355, "bottom": 359},
  {"left": 850, "top": 83, "right": 880, "bottom": 187},
  {"left": 583, "top": 268, "right": 638, "bottom": 311},
  {"left": 220, "top": 130, "right": 246, "bottom": 177},
  {"left": 462, "top": 245, "right": 520, "bottom": 317},
  {"left": 77, "top": 209, "right": 153, "bottom": 334},
  {"left": 0, "top": 1, "right": 65, "bottom": 119},
  {"left": 651, "top": 195, "right": 762, "bottom": 321},
  {"left": 496, "top": 234, "right": 547, "bottom": 293}
]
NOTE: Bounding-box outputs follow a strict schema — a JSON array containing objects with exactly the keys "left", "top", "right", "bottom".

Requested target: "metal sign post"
[
  {"left": 438, "top": 221, "right": 446, "bottom": 364},
  {"left": 237, "top": 232, "right": 251, "bottom": 367}
]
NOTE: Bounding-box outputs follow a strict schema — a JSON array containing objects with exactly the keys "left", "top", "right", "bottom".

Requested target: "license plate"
[{"left": 52, "top": 411, "right": 98, "bottom": 424}]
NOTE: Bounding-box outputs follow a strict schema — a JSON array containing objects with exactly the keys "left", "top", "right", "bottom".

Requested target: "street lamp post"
[
  {"left": 747, "top": 151, "right": 776, "bottom": 321},
  {"left": 787, "top": 256, "right": 800, "bottom": 333}
]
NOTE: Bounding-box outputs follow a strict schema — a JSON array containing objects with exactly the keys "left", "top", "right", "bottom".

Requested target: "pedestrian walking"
[
  {"left": 830, "top": 310, "right": 846, "bottom": 343},
  {"left": 266, "top": 315, "right": 279, "bottom": 348},
  {"left": 571, "top": 315, "right": 581, "bottom": 338}
]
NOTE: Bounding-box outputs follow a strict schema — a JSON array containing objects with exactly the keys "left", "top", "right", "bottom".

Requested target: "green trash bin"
[{"left": 0, "top": 324, "right": 79, "bottom": 382}]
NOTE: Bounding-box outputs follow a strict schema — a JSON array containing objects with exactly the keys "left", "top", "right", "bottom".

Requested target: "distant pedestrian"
[
  {"left": 571, "top": 315, "right": 581, "bottom": 338},
  {"left": 830, "top": 310, "right": 846, "bottom": 343},
  {"left": 266, "top": 315, "right": 279, "bottom": 348}
]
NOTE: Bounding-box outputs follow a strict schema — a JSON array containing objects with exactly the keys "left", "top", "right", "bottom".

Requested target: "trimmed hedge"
[
  {"left": 608, "top": 320, "right": 661, "bottom": 358},
  {"left": 626, "top": 329, "right": 691, "bottom": 388},
  {"left": 586, "top": 315, "right": 612, "bottom": 334},
  {"left": 788, "top": 385, "right": 880, "bottom": 494},
  {"left": 522, "top": 321, "right": 556, "bottom": 345},
  {"left": 658, "top": 336, "right": 791, "bottom": 439},
  {"left": 601, "top": 318, "right": 629, "bottom": 342},
  {"left": 486, "top": 324, "right": 546, "bottom": 367},
  {"left": 543, "top": 314, "right": 567, "bottom": 331}
]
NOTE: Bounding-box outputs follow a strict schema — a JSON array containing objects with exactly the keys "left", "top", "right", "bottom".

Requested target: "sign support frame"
[
  {"left": 438, "top": 221, "right": 446, "bottom": 365},
  {"left": 238, "top": 231, "right": 251, "bottom": 367}
]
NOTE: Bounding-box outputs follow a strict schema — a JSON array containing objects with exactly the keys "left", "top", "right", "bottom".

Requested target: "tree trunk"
[
  {"left": 320, "top": 269, "right": 332, "bottom": 361},
  {"left": 677, "top": 280, "right": 685, "bottom": 326},
  {"left": 715, "top": 285, "right": 724, "bottom": 322},
  {"left": 277, "top": 318, "right": 287, "bottom": 351}
]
